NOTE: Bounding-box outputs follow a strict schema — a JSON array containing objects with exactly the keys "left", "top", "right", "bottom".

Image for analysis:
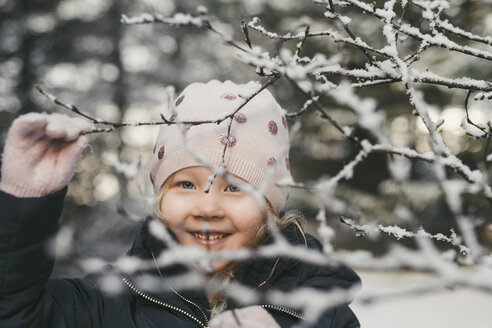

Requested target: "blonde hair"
[{"left": 155, "top": 178, "right": 171, "bottom": 220}]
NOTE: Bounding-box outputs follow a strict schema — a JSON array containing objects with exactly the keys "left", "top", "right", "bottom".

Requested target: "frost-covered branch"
[
  {"left": 35, "top": 77, "right": 279, "bottom": 134},
  {"left": 340, "top": 216, "right": 470, "bottom": 254},
  {"left": 120, "top": 12, "right": 205, "bottom": 27},
  {"left": 342, "top": 0, "right": 492, "bottom": 61}
]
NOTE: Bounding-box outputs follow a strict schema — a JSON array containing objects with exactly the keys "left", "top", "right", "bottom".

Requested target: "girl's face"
[{"left": 159, "top": 166, "right": 264, "bottom": 271}]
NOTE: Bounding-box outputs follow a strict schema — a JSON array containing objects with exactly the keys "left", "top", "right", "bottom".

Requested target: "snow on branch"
[
  {"left": 340, "top": 216, "right": 470, "bottom": 254},
  {"left": 344, "top": 0, "right": 492, "bottom": 61},
  {"left": 121, "top": 12, "right": 205, "bottom": 27},
  {"left": 35, "top": 78, "right": 279, "bottom": 133}
]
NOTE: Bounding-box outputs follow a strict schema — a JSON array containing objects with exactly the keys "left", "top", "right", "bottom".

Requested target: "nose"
[{"left": 190, "top": 190, "right": 225, "bottom": 220}]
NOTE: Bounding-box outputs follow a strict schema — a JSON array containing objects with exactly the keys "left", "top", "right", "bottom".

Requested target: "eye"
[
  {"left": 179, "top": 181, "right": 195, "bottom": 190},
  {"left": 225, "top": 184, "right": 240, "bottom": 192}
]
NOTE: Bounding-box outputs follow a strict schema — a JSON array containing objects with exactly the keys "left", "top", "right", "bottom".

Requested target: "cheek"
[
  {"left": 159, "top": 194, "right": 186, "bottom": 228},
  {"left": 232, "top": 202, "right": 265, "bottom": 245}
]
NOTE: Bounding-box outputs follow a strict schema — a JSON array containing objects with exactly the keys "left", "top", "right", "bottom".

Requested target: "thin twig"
[
  {"left": 325, "top": 2, "right": 374, "bottom": 62},
  {"left": 464, "top": 90, "right": 488, "bottom": 134},
  {"left": 340, "top": 216, "right": 469, "bottom": 254},
  {"left": 294, "top": 25, "right": 310, "bottom": 60},
  {"left": 35, "top": 77, "right": 280, "bottom": 134},
  {"left": 241, "top": 19, "right": 252, "bottom": 49}
]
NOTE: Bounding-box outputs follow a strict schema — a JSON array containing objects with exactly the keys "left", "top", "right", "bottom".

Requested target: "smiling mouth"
[{"left": 191, "top": 232, "right": 230, "bottom": 240}]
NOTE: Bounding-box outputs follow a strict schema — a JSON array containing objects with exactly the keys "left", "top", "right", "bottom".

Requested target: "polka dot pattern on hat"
[
  {"left": 268, "top": 121, "right": 278, "bottom": 135},
  {"left": 282, "top": 116, "right": 287, "bottom": 129},
  {"left": 158, "top": 146, "right": 165, "bottom": 160},
  {"left": 267, "top": 157, "right": 276, "bottom": 166},
  {"left": 176, "top": 95, "right": 185, "bottom": 106},
  {"left": 234, "top": 113, "right": 247, "bottom": 123},
  {"left": 221, "top": 93, "right": 237, "bottom": 100},
  {"left": 219, "top": 133, "right": 237, "bottom": 147}
]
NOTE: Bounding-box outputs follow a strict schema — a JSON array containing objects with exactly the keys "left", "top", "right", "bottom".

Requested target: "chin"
[{"left": 212, "top": 259, "right": 232, "bottom": 273}]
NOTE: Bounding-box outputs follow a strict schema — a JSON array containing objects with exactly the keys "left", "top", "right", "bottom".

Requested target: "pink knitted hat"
[{"left": 150, "top": 80, "right": 291, "bottom": 213}]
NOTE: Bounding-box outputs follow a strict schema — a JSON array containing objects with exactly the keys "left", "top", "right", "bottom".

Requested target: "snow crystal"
[
  {"left": 276, "top": 175, "right": 296, "bottom": 187},
  {"left": 360, "top": 139, "right": 372, "bottom": 152},
  {"left": 324, "top": 11, "right": 351, "bottom": 25},
  {"left": 196, "top": 5, "right": 207, "bottom": 15},
  {"left": 49, "top": 226, "right": 74, "bottom": 258},
  {"left": 148, "top": 219, "right": 175, "bottom": 244},
  {"left": 474, "top": 92, "right": 492, "bottom": 101},
  {"left": 247, "top": 17, "right": 280, "bottom": 38},
  {"left": 388, "top": 158, "right": 411, "bottom": 182},
  {"left": 47, "top": 93, "right": 57, "bottom": 102},
  {"left": 469, "top": 169, "right": 484, "bottom": 184},
  {"left": 121, "top": 12, "right": 204, "bottom": 27},
  {"left": 421, "top": 7, "right": 435, "bottom": 21},
  {"left": 394, "top": 204, "right": 413, "bottom": 221},
  {"left": 99, "top": 274, "right": 124, "bottom": 295},
  {"left": 372, "top": 59, "right": 399, "bottom": 78},
  {"left": 437, "top": 17, "right": 492, "bottom": 45},
  {"left": 379, "top": 225, "right": 412, "bottom": 240},
  {"left": 415, "top": 70, "right": 490, "bottom": 90},
  {"left": 398, "top": 23, "right": 492, "bottom": 60},
  {"left": 102, "top": 152, "right": 140, "bottom": 179},
  {"left": 442, "top": 180, "right": 466, "bottom": 214},
  {"left": 80, "top": 258, "right": 108, "bottom": 273},
  {"left": 324, "top": 11, "right": 336, "bottom": 19},
  {"left": 342, "top": 126, "right": 354, "bottom": 137},
  {"left": 120, "top": 13, "right": 154, "bottom": 24},
  {"left": 116, "top": 256, "right": 145, "bottom": 274},
  {"left": 375, "top": 8, "right": 396, "bottom": 21},
  {"left": 460, "top": 116, "right": 488, "bottom": 139},
  {"left": 338, "top": 14, "right": 351, "bottom": 25},
  {"left": 348, "top": 0, "right": 374, "bottom": 13},
  {"left": 296, "top": 80, "right": 313, "bottom": 93}
]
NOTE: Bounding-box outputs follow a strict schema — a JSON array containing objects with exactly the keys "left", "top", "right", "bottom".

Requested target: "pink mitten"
[
  {"left": 0, "top": 112, "right": 92, "bottom": 197},
  {"left": 209, "top": 306, "right": 280, "bottom": 328}
]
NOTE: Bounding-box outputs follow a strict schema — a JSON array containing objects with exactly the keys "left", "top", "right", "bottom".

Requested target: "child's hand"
[
  {"left": 0, "top": 112, "right": 92, "bottom": 197},
  {"left": 209, "top": 306, "right": 280, "bottom": 328}
]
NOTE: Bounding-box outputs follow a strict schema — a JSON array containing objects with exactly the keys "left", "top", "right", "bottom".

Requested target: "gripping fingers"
[
  {"left": 45, "top": 114, "right": 93, "bottom": 141},
  {"left": 55, "top": 135, "right": 89, "bottom": 176},
  {"left": 10, "top": 113, "right": 48, "bottom": 143},
  {"left": 73, "top": 117, "right": 94, "bottom": 135}
]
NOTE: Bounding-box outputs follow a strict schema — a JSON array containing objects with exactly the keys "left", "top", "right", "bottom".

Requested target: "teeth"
[{"left": 192, "top": 232, "right": 225, "bottom": 240}]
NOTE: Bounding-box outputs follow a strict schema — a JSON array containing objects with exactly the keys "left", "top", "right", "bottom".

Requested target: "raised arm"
[{"left": 0, "top": 113, "right": 94, "bottom": 326}]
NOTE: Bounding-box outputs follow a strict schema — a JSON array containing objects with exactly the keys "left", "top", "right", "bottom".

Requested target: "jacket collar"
[{"left": 127, "top": 217, "right": 360, "bottom": 294}]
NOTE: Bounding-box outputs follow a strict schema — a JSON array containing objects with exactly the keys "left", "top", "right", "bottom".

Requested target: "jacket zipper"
[
  {"left": 151, "top": 251, "right": 209, "bottom": 326},
  {"left": 123, "top": 254, "right": 305, "bottom": 325},
  {"left": 257, "top": 257, "right": 279, "bottom": 288},
  {"left": 260, "top": 304, "right": 306, "bottom": 320},
  {"left": 255, "top": 258, "right": 306, "bottom": 320},
  {"left": 122, "top": 276, "right": 208, "bottom": 328}
]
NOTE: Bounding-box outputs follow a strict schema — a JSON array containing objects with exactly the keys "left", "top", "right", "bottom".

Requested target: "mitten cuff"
[{"left": 0, "top": 180, "right": 62, "bottom": 198}]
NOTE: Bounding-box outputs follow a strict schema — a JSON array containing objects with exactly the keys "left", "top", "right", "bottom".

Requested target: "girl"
[{"left": 0, "top": 80, "right": 360, "bottom": 327}]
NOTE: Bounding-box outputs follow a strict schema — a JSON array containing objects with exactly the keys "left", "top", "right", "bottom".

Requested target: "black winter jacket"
[{"left": 0, "top": 188, "right": 361, "bottom": 328}]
